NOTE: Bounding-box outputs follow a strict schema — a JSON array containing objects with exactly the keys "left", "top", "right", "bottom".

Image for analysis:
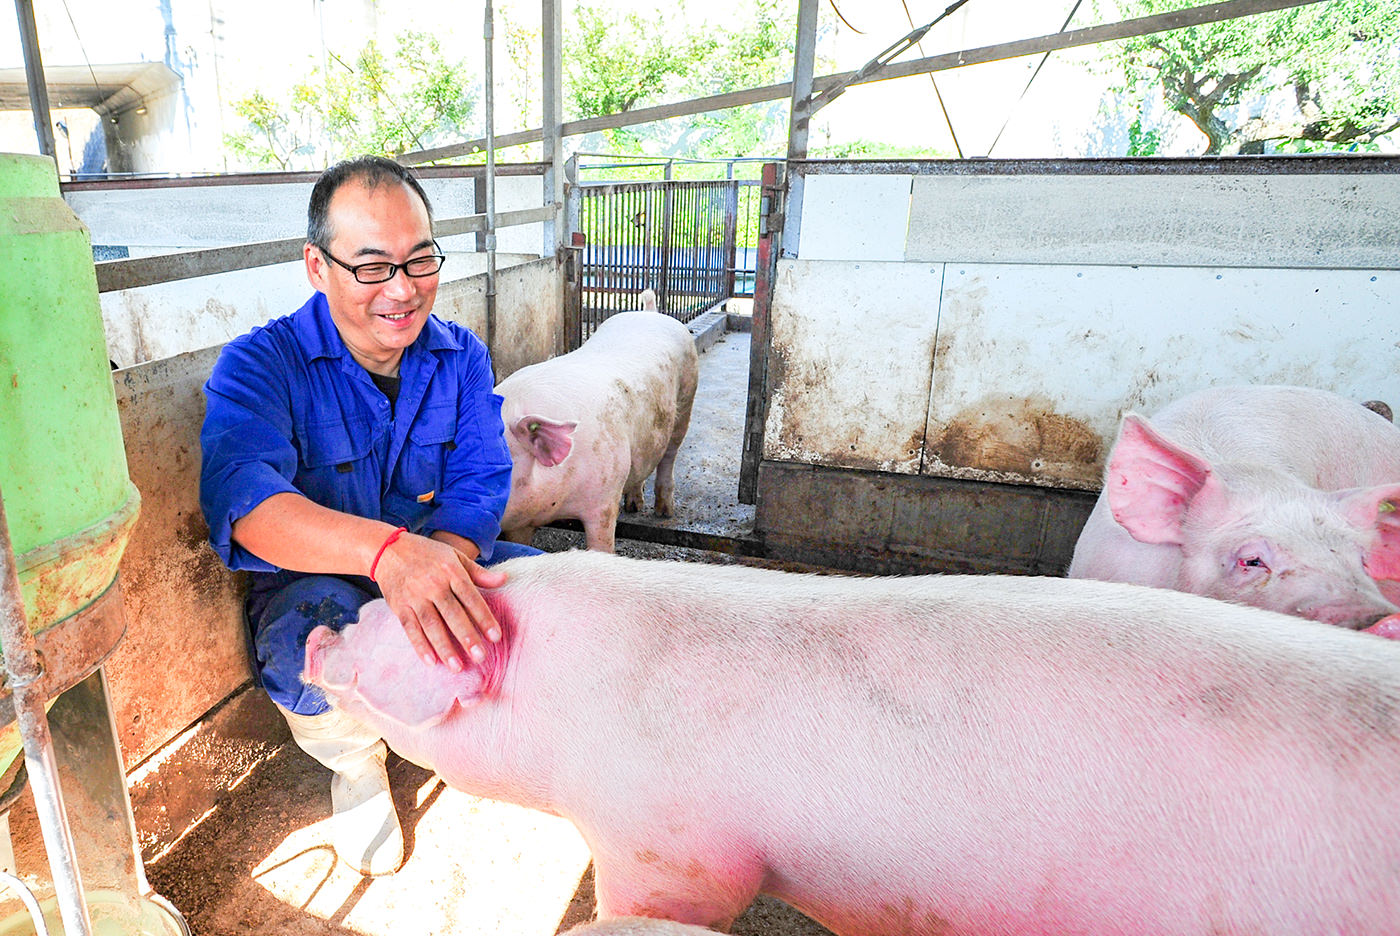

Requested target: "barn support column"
[
  {"left": 541, "top": 0, "right": 565, "bottom": 260},
  {"left": 14, "top": 0, "right": 56, "bottom": 160},
  {"left": 781, "top": 0, "right": 818, "bottom": 260}
]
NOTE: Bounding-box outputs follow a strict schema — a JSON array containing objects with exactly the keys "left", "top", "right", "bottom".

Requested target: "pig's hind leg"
[
  {"left": 622, "top": 479, "right": 646, "bottom": 514},
  {"left": 654, "top": 379, "right": 695, "bottom": 518},
  {"left": 582, "top": 501, "right": 620, "bottom": 552},
  {"left": 592, "top": 849, "right": 762, "bottom": 933}
]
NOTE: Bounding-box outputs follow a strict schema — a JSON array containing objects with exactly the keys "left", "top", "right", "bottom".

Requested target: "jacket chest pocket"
[
  {"left": 396, "top": 404, "right": 457, "bottom": 504},
  {"left": 299, "top": 416, "right": 376, "bottom": 508}
]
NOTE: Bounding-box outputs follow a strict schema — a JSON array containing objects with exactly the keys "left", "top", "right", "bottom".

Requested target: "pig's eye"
[{"left": 1237, "top": 556, "right": 1269, "bottom": 572}]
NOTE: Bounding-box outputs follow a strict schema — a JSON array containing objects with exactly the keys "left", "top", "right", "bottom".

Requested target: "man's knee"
[{"left": 251, "top": 576, "right": 375, "bottom": 715}]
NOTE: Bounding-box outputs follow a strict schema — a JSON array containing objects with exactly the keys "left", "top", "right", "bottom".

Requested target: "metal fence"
[{"left": 573, "top": 177, "right": 761, "bottom": 345}]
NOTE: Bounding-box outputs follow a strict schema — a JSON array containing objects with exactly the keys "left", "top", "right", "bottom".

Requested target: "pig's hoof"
[
  {"left": 623, "top": 499, "right": 641, "bottom": 513},
  {"left": 655, "top": 501, "right": 674, "bottom": 518}
]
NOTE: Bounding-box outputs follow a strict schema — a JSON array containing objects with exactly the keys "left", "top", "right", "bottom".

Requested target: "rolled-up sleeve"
[
  {"left": 417, "top": 335, "right": 513, "bottom": 561},
  {"left": 199, "top": 337, "right": 302, "bottom": 572}
]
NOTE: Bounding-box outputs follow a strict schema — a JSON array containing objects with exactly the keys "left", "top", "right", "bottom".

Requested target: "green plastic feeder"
[{"left": 0, "top": 152, "right": 140, "bottom": 634}]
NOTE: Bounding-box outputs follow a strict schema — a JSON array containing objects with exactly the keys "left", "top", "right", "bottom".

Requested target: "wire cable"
[
  {"left": 985, "top": 0, "right": 1085, "bottom": 156},
  {"left": 58, "top": 0, "right": 105, "bottom": 108},
  {"left": 899, "top": 0, "right": 965, "bottom": 158}
]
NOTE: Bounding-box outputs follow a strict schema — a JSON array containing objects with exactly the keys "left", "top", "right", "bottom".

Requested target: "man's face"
[{"left": 304, "top": 179, "right": 439, "bottom": 375}]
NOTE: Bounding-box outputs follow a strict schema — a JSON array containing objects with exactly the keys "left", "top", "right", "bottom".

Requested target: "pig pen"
[{"left": 7, "top": 155, "right": 1395, "bottom": 936}]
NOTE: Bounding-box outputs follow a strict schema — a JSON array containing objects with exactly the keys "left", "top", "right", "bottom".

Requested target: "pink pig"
[
  {"left": 1068, "top": 384, "right": 1400, "bottom": 628},
  {"left": 495, "top": 290, "right": 698, "bottom": 552},
  {"left": 306, "top": 550, "right": 1400, "bottom": 935}
]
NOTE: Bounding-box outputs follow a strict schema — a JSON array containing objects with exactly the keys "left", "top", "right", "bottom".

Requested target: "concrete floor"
[{"left": 1, "top": 322, "right": 837, "bottom": 936}]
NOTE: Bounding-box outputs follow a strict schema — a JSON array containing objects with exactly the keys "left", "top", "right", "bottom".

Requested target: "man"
[{"left": 200, "top": 156, "right": 536, "bottom": 875}]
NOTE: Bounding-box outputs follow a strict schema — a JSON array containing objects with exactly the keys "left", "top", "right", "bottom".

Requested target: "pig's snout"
[
  {"left": 303, "top": 624, "right": 338, "bottom": 686},
  {"left": 1363, "top": 614, "right": 1400, "bottom": 639},
  {"left": 1296, "top": 593, "right": 1399, "bottom": 630}
]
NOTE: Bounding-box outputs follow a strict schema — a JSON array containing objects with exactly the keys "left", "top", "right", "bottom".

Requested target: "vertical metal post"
[
  {"left": 781, "top": 0, "right": 819, "bottom": 260},
  {"left": 14, "top": 0, "right": 56, "bottom": 160},
  {"left": 541, "top": 0, "right": 565, "bottom": 258},
  {"left": 660, "top": 178, "right": 674, "bottom": 310},
  {"left": 483, "top": 0, "right": 497, "bottom": 354},
  {"left": 0, "top": 488, "right": 94, "bottom": 936},
  {"left": 739, "top": 162, "right": 783, "bottom": 504}
]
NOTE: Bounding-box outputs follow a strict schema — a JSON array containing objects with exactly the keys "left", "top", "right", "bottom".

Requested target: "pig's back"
[
  {"left": 1154, "top": 384, "right": 1400, "bottom": 488},
  {"left": 496, "top": 312, "right": 696, "bottom": 422},
  {"left": 493, "top": 552, "right": 1400, "bottom": 932}
]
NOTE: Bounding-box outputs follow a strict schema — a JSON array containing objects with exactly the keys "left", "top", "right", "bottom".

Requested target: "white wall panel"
[
  {"left": 763, "top": 259, "right": 941, "bottom": 474},
  {"left": 798, "top": 174, "right": 912, "bottom": 262},
  {"left": 905, "top": 173, "right": 1400, "bottom": 270},
  {"left": 925, "top": 263, "right": 1400, "bottom": 488}
]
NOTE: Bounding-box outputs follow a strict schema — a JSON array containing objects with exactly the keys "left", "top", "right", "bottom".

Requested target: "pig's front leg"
[
  {"left": 591, "top": 847, "right": 763, "bottom": 933},
  {"left": 500, "top": 524, "right": 538, "bottom": 546}
]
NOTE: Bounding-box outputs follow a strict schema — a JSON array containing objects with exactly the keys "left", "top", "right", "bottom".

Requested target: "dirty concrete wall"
[
  {"left": 756, "top": 158, "right": 1400, "bottom": 572},
  {"left": 107, "top": 347, "right": 250, "bottom": 771}
]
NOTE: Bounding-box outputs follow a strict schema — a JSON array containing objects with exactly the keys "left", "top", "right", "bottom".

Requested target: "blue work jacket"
[{"left": 199, "top": 292, "right": 513, "bottom": 579}]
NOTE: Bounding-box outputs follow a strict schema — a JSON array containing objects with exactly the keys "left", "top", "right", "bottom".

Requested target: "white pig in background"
[
  {"left": 495, "top": 289, "right": 698, "bottom": 552},
  {"left": 306, "top": 551, "right": 1400, "bottom": 936},
  {"left": 1068, "top": 384, "right": 1400, "bottom": 629}
]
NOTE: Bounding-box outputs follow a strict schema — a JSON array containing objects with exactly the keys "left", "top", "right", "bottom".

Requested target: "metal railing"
[{"left": 571, "top": 167, "right": 764, "bottom": 347}]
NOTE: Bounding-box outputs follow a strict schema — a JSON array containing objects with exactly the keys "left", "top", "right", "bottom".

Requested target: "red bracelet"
[{"left": 368, "top": 527, "right": 407, "bottom": 582}]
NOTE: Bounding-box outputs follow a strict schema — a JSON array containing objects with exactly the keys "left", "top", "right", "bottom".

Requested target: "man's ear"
[{"left": 305, "top": 242, "right": 330, "bottom": 292}]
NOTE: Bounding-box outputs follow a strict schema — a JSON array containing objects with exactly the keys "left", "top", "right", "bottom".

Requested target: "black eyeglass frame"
[{"left": 318, "top": 242, "right": 447, "bottom": 284}]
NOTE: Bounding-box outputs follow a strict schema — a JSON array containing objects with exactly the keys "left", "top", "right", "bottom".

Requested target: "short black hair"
[{"left": 306, "top": 156, "right": 434, "bottom": 252}]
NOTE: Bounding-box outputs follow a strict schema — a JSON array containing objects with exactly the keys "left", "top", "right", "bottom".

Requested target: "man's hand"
[{"left": 371, "top": 532, "right": 507, "bottom": 671}]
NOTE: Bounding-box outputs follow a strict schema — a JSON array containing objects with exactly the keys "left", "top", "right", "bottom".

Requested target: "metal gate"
[{"left": 572, "top": 178, "right": 746, "bottom": 348}]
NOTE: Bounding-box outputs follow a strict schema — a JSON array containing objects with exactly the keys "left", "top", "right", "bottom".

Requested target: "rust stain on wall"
[{"left": 929, "top": 394, "right": 1104, "bottom": 487}]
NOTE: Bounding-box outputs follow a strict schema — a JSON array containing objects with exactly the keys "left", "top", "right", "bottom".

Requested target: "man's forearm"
[
  {"left": 430, "top": 528, "right": 482, "bottom": 561},
  {"left": 231, "top": 491, "right": 402, "bottom": 577}
]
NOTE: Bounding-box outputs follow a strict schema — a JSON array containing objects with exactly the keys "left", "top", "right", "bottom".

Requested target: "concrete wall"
[{"left": 755, "top": 157, "right": 1400, "bottom": 574}]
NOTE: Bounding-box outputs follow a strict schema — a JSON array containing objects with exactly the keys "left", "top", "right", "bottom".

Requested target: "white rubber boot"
[{"left": 279, "top": 704, "right": 405, "bottom": 876}]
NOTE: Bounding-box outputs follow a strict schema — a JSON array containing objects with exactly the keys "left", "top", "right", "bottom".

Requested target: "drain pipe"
[
  {"left": 0, "top": 488, "right": 94, "bottom": 936},
  {"left": 483, "top": 0, "right": 498, "bottom": 354}
]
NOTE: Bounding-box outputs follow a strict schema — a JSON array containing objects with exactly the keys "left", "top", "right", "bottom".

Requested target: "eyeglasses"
[{"left": 318, "top": 244, "right": 446, "bottom": 284}]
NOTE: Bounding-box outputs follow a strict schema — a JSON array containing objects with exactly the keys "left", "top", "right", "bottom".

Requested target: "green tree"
[
  {"left": 224, "top": 31, "right": 477, "bottom": 169},
  {"left": 1100, "top": 0, "right": 1400, "bottom": 154},
  {"left": 563, "top": 0, "right": 807, "bottom": 158},
  {"left": 563, "top": 3, "right": 718, "bottom": 152}
]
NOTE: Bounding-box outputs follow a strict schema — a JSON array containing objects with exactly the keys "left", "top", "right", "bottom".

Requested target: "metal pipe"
[
  {"left": 484, "top": 0, "right": 497, "bottom": 354},
  {"left": 540, "top": 0, "right": 565, "bottom": 256},
  {"left": 14, "top": 0, "right": 56, "bottom": 159},
  {"left": 0, "top": 488, "right": 94, "bottom": 936},
  {"left": 0, "top": 871, "right": 50, "bottom": 936}
]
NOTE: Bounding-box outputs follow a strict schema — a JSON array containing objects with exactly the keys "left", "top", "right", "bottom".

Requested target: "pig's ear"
[
  {"left": 355, "top": 665, "right": 484, "bottom": 729},
  {"left": 1341, "top": 483, "right": 1400, "bottom": 581},
  {"left": 510, "top": 414, "right": 578, "bottom": 468},
  {"left": 1104, "top": 414, "right": 1213, "bottom": 546}
]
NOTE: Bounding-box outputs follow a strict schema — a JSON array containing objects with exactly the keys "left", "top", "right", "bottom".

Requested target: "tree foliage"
[
  {"left": 224, "top": 32, "right": 476, "bottom": 170},
  {"left": 223, "top": 3, "right": 807, "bottom": 169},
  {"left": 563, "top": 0, "right": 801, "bottom": 158},
  {"left": 1100, "top": 0, "right": 1400, "bottom": 154}
]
